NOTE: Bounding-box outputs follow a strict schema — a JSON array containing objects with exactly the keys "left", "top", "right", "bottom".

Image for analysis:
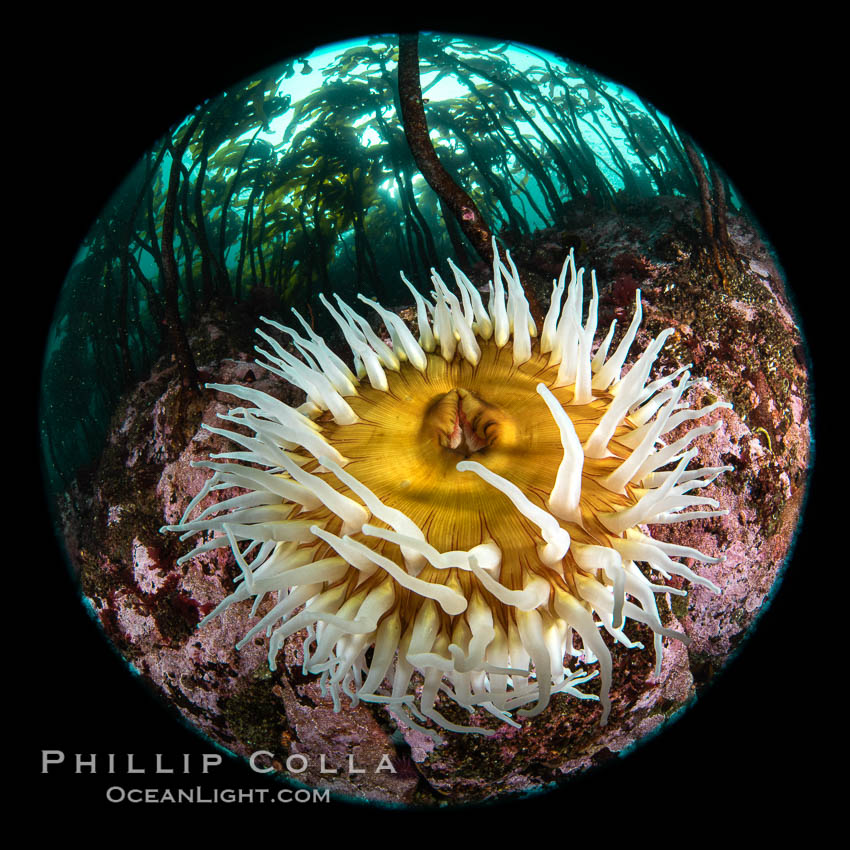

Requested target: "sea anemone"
[{"left": 163, "top": 241, "right": 730, "bottom": 743}]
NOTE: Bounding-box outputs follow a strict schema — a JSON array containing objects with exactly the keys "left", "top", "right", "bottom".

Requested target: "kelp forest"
[{"left": 41, "top": 32, "right": 737, "bottom": 494}]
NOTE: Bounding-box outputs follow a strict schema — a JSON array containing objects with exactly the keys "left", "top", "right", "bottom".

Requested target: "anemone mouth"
[
  {"left": 312, "top": 345, "right": 632, "bottom": 557},
  {"left": 163, "top": 240, "right": 730, "bottom": 743}
]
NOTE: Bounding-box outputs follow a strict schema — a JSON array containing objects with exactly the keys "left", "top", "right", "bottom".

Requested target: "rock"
[{"left": 60, "top": 199, "right": 811, "bottom": 805}]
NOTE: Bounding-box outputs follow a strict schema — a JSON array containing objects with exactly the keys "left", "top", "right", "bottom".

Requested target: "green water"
[{"left": 40, "top": 32, "right": 725, "bottom": 499}]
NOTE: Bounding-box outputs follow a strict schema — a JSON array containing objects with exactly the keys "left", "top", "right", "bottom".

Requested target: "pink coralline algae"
[{"left": 64, "top": 202, "right": 811, "bottom": 806}]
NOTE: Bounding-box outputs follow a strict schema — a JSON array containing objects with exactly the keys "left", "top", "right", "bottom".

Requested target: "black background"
[{"left": 25, "top": 9, "right": 826, "bottom": 827}]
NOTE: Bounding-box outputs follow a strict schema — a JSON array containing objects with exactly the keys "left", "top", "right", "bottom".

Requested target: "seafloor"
[{"left": 58, "top": 196, "right": 811, "bottom": 805}]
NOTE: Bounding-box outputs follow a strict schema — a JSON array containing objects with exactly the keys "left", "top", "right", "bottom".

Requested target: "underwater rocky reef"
[
  {"left": 57, "top": 196, "right": 809, "bottom": 804},
  {"left": 38, "top": 27, "right": 816, "bottom": 809}
]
